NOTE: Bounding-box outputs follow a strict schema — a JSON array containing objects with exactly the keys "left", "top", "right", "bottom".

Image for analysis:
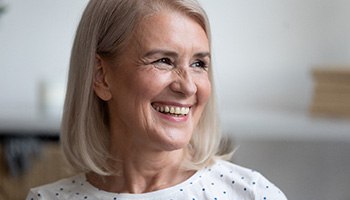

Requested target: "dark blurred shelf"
[{"left": 0, "top": 115, "right": 60, "bottom": 141}]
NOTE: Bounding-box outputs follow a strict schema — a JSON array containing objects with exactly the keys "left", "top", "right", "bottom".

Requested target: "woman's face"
[{"left": 102, "top": 11, "right": 211, "bottom": 152}]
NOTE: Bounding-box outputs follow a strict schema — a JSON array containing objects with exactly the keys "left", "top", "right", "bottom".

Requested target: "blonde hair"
[{"left": 61, "top": 0, "right": 230, "bottom": 175}]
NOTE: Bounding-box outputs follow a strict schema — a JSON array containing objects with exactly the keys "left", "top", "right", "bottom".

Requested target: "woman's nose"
[{"left": 169, "top": 69, "right": 197, "bottom": 97}]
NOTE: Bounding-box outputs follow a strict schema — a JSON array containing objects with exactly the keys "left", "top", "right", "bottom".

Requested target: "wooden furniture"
[
  {"left": 311, "top": 67, "right": 350, "bottom": 117},
  {"left": 0, "top": 140, "right": 74, "bottom": 200}
]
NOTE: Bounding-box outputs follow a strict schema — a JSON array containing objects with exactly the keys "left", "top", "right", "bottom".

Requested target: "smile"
[{"left": 152, "top": 104, "right": 190, "bottom": 116}]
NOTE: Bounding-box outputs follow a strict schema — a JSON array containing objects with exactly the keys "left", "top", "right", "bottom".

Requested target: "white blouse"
[{"left": 26, "top": 160, "right": 287, "bottom": 200}]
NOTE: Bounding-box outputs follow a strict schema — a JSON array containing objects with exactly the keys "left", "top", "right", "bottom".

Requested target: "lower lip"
[{"left": 155, "top": 110, "right": 189, "bottom": 122}]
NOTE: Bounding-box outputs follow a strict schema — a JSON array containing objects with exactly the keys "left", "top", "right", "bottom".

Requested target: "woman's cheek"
[{"left": 197, "top": 77, "right": 212, "bottom": 104}]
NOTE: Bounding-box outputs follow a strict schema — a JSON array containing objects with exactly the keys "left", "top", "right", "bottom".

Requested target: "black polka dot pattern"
[{"left": 25, "top": 160, "right": 287, "bottom": 200}]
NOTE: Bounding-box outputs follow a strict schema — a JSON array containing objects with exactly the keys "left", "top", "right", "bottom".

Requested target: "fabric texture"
[{"left": 26, "top": 159, "right": 287, "bottom": 200}]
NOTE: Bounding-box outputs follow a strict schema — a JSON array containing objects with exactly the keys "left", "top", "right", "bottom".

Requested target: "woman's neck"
[{"left": 87, "top": 145, "right": 195, "bottom": 194}]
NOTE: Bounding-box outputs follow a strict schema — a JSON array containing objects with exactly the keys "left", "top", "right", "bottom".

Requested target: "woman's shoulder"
[
  {"left": 202, "top": 159, "right": 288, "bottom": 199},
  {"left": 210, "top": 159, "right": 265, "bottom": 180},
  {"left": 26, "top": 173, "right": 87, "bottom": 200}
]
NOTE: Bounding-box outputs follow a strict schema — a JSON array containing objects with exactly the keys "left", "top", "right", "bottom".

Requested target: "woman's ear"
[{"left": 93, "top": 55, "right": 112, "bottom": 101}]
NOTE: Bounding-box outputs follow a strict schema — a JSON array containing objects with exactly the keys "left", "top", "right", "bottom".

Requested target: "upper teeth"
[{"left": 154, "top": 105, "right": 190, "bottom": 115}]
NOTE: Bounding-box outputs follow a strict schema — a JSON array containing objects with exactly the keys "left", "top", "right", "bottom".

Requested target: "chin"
[
  {"left": 157, "top": 132, "right": 192, "bottom": 152},
  {"left": 163, "top": 141, "right": 189, "bottom": 152}
]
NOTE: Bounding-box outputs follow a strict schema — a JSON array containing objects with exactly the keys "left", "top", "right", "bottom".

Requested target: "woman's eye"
[
  {"left": 191, "top": 60, "right": 208, "bottom": 70},
  {"left": 153, "top": 58, "right": 173, "bottom": 66}
]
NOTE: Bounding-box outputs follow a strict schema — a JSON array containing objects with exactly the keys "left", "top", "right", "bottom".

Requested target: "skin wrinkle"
[
  {"left": 89, "top": 9, "right": 211, "bottom": 194},
  {"left": 171, "top": 68, "right": 196, "bottom": 97}
]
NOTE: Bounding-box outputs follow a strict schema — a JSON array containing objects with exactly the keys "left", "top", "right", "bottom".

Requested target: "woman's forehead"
[{"left": 133, "top": 11, "right": 209, "bottom": 52}]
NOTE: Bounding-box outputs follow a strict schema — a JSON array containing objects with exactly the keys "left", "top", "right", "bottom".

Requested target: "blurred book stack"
[{"left": 310, "top": 67, "right": 350, "bottom": 117}]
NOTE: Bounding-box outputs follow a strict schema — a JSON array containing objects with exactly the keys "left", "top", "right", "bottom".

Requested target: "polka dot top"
[{"left": 26, "top": 159, "right": 287, "bottom": 200}]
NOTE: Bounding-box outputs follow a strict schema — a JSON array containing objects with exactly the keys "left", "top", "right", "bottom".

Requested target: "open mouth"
[{"left": 152, "top": 103, "right": 190, "bottom": 117}]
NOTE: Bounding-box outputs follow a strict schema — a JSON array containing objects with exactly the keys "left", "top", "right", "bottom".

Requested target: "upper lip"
[{"left": 151, "top": 102, "right": 194, "bottom": 108}]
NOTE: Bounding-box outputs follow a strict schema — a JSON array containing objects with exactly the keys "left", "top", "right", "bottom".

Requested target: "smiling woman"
[
  {"left": 26, "top": 0, "right": 287, "bottom": 199},
  {"left": 95, "top": 11, "right": 212, "bottom": 154}
]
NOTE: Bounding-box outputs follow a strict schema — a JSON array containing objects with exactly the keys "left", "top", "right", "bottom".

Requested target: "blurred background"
[{"left": 0, "top": 0, "right": 349, "bottom": 199}]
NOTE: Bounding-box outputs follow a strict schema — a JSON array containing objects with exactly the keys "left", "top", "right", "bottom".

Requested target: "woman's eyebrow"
[
  {"left": 143, "top": 49, "right": 178, "bottom": 58},
  {"left": 194, "top": 52, "right": 211, "bottom": 59},
  {"left": 143, "top": 49, "right": 211, "bottom": 59}
]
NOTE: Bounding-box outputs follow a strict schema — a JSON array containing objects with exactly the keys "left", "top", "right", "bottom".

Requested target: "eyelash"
[
  {"left": 152, "top": 58, "right": 209, "bottom": 70},
  {"left": 153, "top": 58, "right": 173, "bottom": 66},
  {"left": 191, "top": 60, "right": 209, "bottom": 70}
]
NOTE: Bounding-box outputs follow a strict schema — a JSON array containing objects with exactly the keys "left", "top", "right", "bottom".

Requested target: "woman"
[{"left": 27, "top": 0, "right": 287, "bottom": 199}]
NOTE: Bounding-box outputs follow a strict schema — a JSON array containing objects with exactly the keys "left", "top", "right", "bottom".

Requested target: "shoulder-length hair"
[{"left": 61, "top": 0, "right": 229, "bottom": 175}]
